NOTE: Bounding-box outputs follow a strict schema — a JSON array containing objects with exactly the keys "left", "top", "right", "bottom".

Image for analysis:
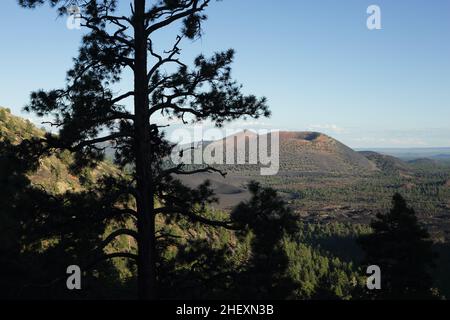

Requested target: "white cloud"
[{"left": 307, "top": 124, "right": 345, "bottom": 134}]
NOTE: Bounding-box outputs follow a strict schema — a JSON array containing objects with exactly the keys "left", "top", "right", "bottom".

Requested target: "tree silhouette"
[
  {"left": 0, "top": 139, "right": 135, "bottom": 298},
  {"left": 230, "top": 181, "right": 298, "bottom": 299},
  {"left": 358, "top": 193, "right": 438, "bottom": 299},
  {"left": 156, "top": 182, "right": 299, "bottom": 299},
  {"left": 18, "top": 0, "right": 269, "bottom": 299}
]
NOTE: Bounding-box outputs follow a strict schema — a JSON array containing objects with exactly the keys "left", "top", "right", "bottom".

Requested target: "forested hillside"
[{"left": 1, "top": 107, "right": 449, "bottom": 299}]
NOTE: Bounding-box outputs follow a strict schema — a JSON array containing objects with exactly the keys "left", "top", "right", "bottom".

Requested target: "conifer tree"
[
  {"left": 18, "top": 0, "right": 269, "bottom": 299},
  {"left": 358, "top": 193, "right": 437, "bottom": 299}
]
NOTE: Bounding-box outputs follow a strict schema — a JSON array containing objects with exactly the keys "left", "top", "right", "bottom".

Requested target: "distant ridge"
[
  {"left": 359, "top": 151, "right": 412, "bottom": 176},
  {"left": 360, "top": 147, "right": 450, "bottom": 161}
]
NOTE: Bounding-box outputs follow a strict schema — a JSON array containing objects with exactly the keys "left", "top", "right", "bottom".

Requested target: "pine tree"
[
  {"left": 230, "top": 182, "right": 298, "bottom": 299},
  {"left": 18, "top": 0, "right": 269, "bottom": 299},
  {"left": 358, "top": 193, "right": 437, "bottom": 299}
]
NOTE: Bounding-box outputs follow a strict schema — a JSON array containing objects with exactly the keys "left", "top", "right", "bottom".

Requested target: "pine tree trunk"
[{"left": 134, "top": 0, "right": 157, "bottom": 300}]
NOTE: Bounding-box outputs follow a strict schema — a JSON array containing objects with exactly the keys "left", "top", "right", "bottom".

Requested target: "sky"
[{"left": 0, "top": 0, "right": 449, "bottom": 148}]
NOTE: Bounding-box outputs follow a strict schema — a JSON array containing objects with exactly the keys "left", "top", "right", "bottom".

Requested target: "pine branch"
[
  {"left": 101, "top": 228, "right": 139, "bottom": 250},
  {"left": 155, "top": 206, "right": 238, "bottom": 230},
  {"left": 146, "top": 0, "right": 210, "bottom": 35}
]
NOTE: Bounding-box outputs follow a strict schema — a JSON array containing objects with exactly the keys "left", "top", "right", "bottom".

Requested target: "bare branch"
[
  {"left": 70, "top": 133, "right": 131, "bottom": 151},
  {"left": 111, "top": 91, "right": 135, "bottom": 105},
  {"left": 101, "top": 228, "right": 138, "bottom": 249},
  {"left": 147, "top": 36, "right": 186, "bottom": 81},
  {"left": 162, "top": 164, "right": 227, "bottom": 179}
]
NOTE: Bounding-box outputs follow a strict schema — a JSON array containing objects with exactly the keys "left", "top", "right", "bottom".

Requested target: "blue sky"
[{"left": 0, "top": 0, "right": 449, "bottom": 148}]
